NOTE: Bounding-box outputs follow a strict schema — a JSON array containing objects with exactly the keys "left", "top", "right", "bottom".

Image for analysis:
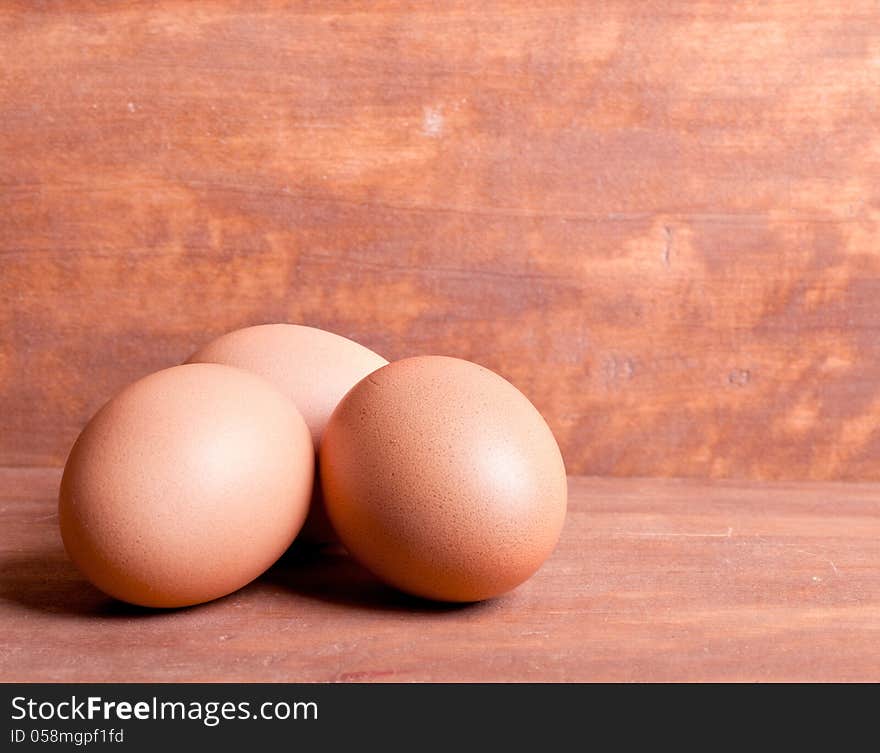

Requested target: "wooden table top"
[{"left": 2, "top": 467, "right": 878, "bottom": 682}]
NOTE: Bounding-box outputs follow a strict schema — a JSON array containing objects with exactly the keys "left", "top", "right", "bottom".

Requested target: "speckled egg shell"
[
  {"left": 186, "top": 324, "right": 388, "bottom": 543},
  {"left": 319, "top": 355, "right": 568, "bottom": 602},
  {"left": 58, "top": 363, "right": 314, "bottom": 608}
]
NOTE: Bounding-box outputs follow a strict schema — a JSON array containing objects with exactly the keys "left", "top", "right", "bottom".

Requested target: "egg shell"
[
  {"left": 186, "top": 324, "right": 387, "bottom": 543},
  {"left": 320, "top": 355, "right": 568, "bottom": 602},
  {"left": 59, "top": 363, "right": 314, "bottom": 608}
]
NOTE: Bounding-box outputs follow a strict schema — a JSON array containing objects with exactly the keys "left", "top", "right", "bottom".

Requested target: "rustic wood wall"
[{"left": 2, "top": 1, "right": 879, "bottom": 480}]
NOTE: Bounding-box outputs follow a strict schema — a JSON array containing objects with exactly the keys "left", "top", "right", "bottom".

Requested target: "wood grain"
[
  {"left": 2, "top": 2, "right": 880, "bottom": 480},
  {"left": 1, "top": 467, "right": 878, "bottom": 682}
]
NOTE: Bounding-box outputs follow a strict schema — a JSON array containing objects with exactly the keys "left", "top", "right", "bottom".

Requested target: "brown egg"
[
  {"left": 320, "top": 356, "right": 567, "bottom": 602},
  {"left": 59, "top": 363, "right": 314, "bottom": 608},
  {"left": 186, "top": 324, "right": 387, "bottom": 543}
]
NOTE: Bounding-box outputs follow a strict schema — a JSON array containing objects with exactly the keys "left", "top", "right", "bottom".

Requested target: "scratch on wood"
[
  {"left": 662, "top": 225, "right": 673, "bottom": 267},
  {"left": 422, "top": 105, "right": 444, "bottom": 137},
  {"left": 792, "top": 548, "right": 840, "bottom": 576},
  {"left": 338, "top": 669, "right": 397, "bottom": 681},
  {"left": 616, "top": 527, "right": 733, "bottom": 539},
  {"left": 752, "top": 537, "right": 841, "bottom": 577}
]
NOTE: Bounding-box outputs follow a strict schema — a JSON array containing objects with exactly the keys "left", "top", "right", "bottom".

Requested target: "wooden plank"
[
  {"left": 2, "top": 2, "right": 880, "bottom": 480},
  {"left": 2, "top": 467, "right": 878, "bottom": 682}
]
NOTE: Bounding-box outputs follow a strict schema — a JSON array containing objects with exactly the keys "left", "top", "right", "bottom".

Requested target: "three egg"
[{"left": 59, "top": 325, "right": 567, "bottom": 608}]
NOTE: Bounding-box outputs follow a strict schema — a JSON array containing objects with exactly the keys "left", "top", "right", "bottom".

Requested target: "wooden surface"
[
  {"left": 3, "top": 2, "right": 880, "bottom": 480},
  {"left": 2, "top": 467, "right": 878, "bottom": 682}
]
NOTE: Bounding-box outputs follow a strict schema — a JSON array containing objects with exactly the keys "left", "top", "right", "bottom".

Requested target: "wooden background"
[{"left": 3, "top": 1, "right": 880, "bottom": 480}]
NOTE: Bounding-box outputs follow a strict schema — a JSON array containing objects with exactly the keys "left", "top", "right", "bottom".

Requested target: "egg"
[
  {"left": 58, "top": 363, "right": 314, "bottom": 608},
  {"left": 320, "top": 355, "right": 567, "bottom": 602},
  {"left": 186, "top": 324, "right": 387, "bottom": 543}
]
